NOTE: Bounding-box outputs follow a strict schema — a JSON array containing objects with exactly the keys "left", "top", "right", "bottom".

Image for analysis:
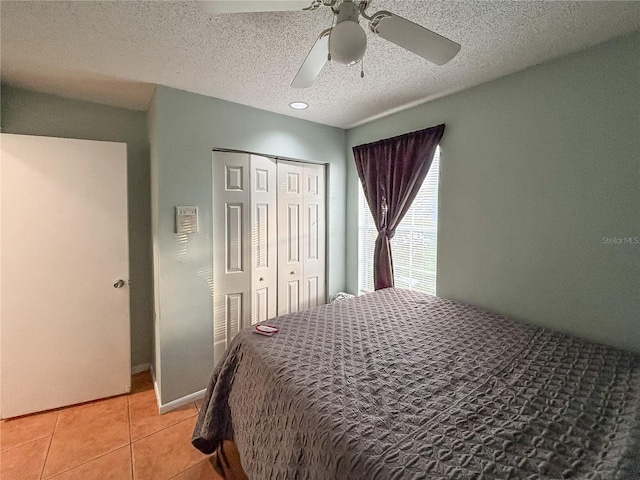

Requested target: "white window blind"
[{"left": 358, "top": 147, "right": 440, "bottom": 295}]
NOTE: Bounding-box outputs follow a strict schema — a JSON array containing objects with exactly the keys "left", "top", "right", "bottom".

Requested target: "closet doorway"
[{"left": 212, "top": 151, "right": 326, "bottom": 361}]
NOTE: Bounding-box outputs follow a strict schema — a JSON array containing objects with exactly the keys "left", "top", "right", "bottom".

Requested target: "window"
[{"left": 358, "top": 147, "right": 440, "bottom": 295}]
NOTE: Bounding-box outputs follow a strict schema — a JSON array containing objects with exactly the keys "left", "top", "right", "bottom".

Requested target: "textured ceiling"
[
  {"left": 1, "top": 1, "right": 639, "bottom": 128},
  {"left": 1, "top": 66, "right": 156, "bottom": 112}
]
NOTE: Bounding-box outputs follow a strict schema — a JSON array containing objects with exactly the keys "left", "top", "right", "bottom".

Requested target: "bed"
[{"left": 192, "top": 288, "right": 640, "bottom": 479}]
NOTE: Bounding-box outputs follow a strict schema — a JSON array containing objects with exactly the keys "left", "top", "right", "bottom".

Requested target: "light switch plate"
[{"left": 175, "top": 206, "right": 199, "bottom": 234}]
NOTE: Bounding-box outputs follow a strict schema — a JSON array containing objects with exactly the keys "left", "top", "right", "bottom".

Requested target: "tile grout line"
[
  {"left": 43, "top": 444, "right": 130, "bottom": 479},
  {"left": 39, "top": 411, "right": 60, "bottom": 480},
  {"left": 129, "top": 409, "right": 199, "bottom": 443},
  {"left": 166, "top": 422, "right": 211, "bottom": 480},
  {"left": 0, "top": 432, "right": 52, "bottom": 454},
  {"left": 23, "top": 374, "right": 204, "bottom": 480},
  {"left": 0, "top": 435, "right": 58, "bottom": 479},
  {"left": 172, "top": 417, "right": 209, "bottom": 480},
  {"left": 130, "top": 413, "right": 203, "bottom": 480},
  {"left": 40, "top": 399, "right": 131, "bottom": 480}
]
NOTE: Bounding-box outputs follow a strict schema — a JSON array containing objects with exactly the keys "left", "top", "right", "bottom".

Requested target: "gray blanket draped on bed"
[{"left": 192, "top": 289, "right": 640, "bottom": 479}]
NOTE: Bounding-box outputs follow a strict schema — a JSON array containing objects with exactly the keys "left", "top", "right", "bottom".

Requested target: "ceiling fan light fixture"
[
  {"left": 329, "top": 20, "right": 367, "bottom": 67},
  {"left": 289, "top": 101, "right": 309, "bottom": 110}
]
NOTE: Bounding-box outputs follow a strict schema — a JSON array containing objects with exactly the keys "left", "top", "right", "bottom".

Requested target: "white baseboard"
[
  {"left": 158, "top": 389, "right": 206, "bottom": 415},
  {"left": 150, "top": 364, "right": 161, "bottom": 413},
  {"left": 131, "top": 363, "right": 151, "bottom": 375},
  {"left": 149, "top": 364, "right": 206, "bottom": 415}
]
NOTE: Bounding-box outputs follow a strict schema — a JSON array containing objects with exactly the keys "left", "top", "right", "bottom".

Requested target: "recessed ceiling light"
[{"left": 289, "top": 101, "right": 309, "bottom": 110}]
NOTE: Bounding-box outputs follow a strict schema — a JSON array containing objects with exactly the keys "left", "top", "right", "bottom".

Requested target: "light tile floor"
[{"left": 0, "top": 371, "right": 219, "bottom": 480}]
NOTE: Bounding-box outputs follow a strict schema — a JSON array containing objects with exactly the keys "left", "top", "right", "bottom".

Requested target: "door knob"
[
  {"left": 113, "top": 279, "right": 126, "bottom": 288},
  {"left": 290, "top": 271, "right": 296, "bottom": 275},
  {"left": 259, "top": 277, "right": 264, "bottom": 282}
]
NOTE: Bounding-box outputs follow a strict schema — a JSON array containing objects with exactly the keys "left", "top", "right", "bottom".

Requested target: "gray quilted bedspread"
[{"left": 192, "top": 289, "right": 640, "bottom": 479}]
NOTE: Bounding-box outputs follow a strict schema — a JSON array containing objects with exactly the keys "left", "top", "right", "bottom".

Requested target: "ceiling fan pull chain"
[{"left": 361, "top": 57, "right": 365, "bottom": 78}]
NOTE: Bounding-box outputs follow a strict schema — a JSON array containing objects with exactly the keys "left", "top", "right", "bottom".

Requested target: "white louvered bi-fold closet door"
[
  {"left": 277, "top": 161, "right": 304, "bottom": 315},
  {"left": 213, "top": 153, "right": 325, "bottom": 362},
  {"left": 277, "top": 160, "right": 326, "bottom": 315},
  {"left": 213, "top": 152, "right": 279, "bottom": 364},
  {"left": 213, "top": 152, "right": 251, "bottom": 364},
  {"left": 250, "top": 155, "right": 278, "bottom": 325},
  {"left": 301, "top": 163, "right": 326, "bottom": 310}
]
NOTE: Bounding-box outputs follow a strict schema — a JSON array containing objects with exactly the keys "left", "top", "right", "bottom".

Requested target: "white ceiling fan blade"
[
  {"left": 291, "top": 29, "right": 331, "bottom": 89},
  {"left": 372, "top": 13, "right": 461, "bottom": 66},
  {"left": 197, "top": 1, "right": 310, "bottom": 15}
]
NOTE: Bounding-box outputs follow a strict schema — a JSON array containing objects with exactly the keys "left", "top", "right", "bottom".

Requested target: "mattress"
[{"left": 192, "top": 288, "right": 640, "bottom": 479}]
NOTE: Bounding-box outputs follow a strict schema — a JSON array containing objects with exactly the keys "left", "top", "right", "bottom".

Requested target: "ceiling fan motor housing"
[{"left": 329, "top": 0, "right": 367, "bottom": 66}]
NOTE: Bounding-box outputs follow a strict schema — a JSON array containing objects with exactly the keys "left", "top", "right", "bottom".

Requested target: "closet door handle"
[
  {"left": 259, "top": 277, "right": 264, "bottom": 282},
  {"left": 290, "top": 271, "right": 296, "bottom": 276}
]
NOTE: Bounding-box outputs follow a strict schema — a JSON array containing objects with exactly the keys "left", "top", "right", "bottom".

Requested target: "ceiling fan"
[{"left": 197, "top": 0, "right": 461, "bottom": 88}]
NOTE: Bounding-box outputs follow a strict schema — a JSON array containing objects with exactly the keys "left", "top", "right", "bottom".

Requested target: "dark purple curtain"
[{"left": 354, "top": 124, "right": 445, "bottom": 290}]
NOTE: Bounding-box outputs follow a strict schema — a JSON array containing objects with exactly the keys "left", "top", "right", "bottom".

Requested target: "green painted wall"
[
  {"left": 0, "top": 85, "right": 154, "bottom": 368},
  {"left": 149, "top": 86, "right": 347, "bottom": 404},
  {"left": 4, "top": 30, "right": 637, "bottom": 408},
  {"left": 346, "top": 32, "right": 640, "bottom": 353}
]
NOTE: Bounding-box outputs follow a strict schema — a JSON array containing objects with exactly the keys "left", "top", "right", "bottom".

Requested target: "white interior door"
[
  {"left": 250, "top": 155, "right": 277, "bottom": 324},
  {"left": 212, "top": 152, "right": 251, "bottom": 365},
  {"left": 0, "top": 134, "right": 130, "bottom": 418},
  {"left": 302, "top": 164, "right": 326, "bottom": 309},
  {"left": 277, "top": 161, "right": 305, "bottom": 315}
]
